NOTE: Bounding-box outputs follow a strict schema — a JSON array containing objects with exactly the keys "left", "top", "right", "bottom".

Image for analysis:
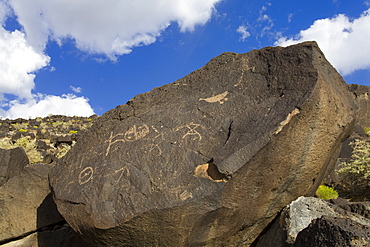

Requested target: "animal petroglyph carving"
[
  {"left": 105, "top": 123, "right": 149, "bottom": 156},
  {"left": 124, "top": 124, "right": 149, "bottom": 142},
  {"left": 199, "top": 91, "right": 229, "bottom": 104},
  {"left": 176, "top": 122, "right": 205, "bottom": 141}
]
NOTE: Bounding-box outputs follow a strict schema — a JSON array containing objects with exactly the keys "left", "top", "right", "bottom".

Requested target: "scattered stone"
[{"left": 50, "top": 42, "right": 356, "bottom": 246}]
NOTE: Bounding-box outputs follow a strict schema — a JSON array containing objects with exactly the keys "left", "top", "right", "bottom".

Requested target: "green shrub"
[
  {"left": 315, "top": 185, "right": 339, "bottom": 200},
  {"left": 69, "top": 130, "right": 78, "bottom": 134},
  {"left": 364, "top": 127, "right": 370, "bottom": 135},
  {"left": 19, "top": 128, "right": 27, "bottom": 132},
  {"left": 338, "top": 139, "right": 370, "bottom": 191}
]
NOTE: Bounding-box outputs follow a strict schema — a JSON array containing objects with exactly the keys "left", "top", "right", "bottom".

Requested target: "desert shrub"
[
  {"left": 53, "top": 121, "right": 63, "bottom": 127},
  {"left": 315, "top": 185, "right": 339, "bottom": 200},
  {"left": 0, "top": 137, "right": 43, "bottom": 164},
  {"left": 338, "top": 138, "right": 370, "bottom": 196},
  {"left": 364, "top": 127, "right": 370, "bottom": 135},
  {"left": 69, "top": 130, "right": 78, "bottom": 134},
  {"left": 11, "top": 123, "right": 28, "bottom": 130}
]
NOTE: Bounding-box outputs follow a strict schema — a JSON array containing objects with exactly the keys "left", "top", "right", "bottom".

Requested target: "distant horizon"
[{"left": 0, "top": 0, "right": 369, "bottom": 119}]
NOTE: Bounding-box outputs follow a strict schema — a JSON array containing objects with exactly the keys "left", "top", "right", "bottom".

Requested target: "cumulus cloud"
[
  {"left": 237, "top": 25, "right": 250, "bottom": 41},
  {"left": 275, "top": 8, "right": 370, "bottom": 75},
  {"left": 0, "top": 0, "right": 221, "bottom": 118},
  {"left": 0, "top": 94, "right": 94, "bottom": 119},
  {"left": 0, "top": 26, "right": 50, "bottom": 100},
  {"left": 8, "top": 0, "right": 221, "bottom": 59},
  {"left": 0, "top": 5, "right": 94, "bottom": 119}
]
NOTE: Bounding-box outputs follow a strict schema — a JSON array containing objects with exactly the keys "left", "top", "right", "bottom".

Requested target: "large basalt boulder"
[{"left": 50, "top": 41, "right": 357, "bottom": 246}]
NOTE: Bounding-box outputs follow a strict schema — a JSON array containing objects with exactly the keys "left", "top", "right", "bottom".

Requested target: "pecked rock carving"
[{"left": 50, "top": 42, "right": 356, "bottom": 246}]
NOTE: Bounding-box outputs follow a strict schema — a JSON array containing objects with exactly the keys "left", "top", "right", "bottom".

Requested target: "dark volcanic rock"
[
  {"left": 50, "top": 42, "right": 357, "bottom": 246},
  {"left": 295, "top": 216, "right": 370, "bottom": 247},
  {"left": 0, "top": 164, "right": 62, "bottom": 241},
  {"left": 0, "top": 147, "right": 28, "bottom": 187},
  {"left": 255, "top": 197, "right": 370, "bottom": 247}
]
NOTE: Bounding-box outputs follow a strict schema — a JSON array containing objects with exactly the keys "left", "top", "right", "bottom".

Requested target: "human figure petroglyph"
[
  {"left": 78, "top": 167, "right": 94, "bottom": 185},
  {"left": 147, "top": 126, "right": 163, "bottom": 156},
  {"left": 199, "top": 91, "right": 229, "bottom": 104},
  {"left": 176, "top": 122, "right": 205, "bottom": 141}
]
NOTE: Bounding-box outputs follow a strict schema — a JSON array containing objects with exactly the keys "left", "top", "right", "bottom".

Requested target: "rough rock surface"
[
  {"left": 0, "top": 162, "right": 87, "bottom": 246},
  {"left": 256, "top": 197, "right": 370, "bottom": 247},
  {"left": 295, "top": 216, "right": 370, "bottom": 247},
  {"left": 0, "top": 163, "right": 62, "bottom": 242},
  {"left": 0, "top": 147, "right": 29, "bottom": 186},
  {"left": 50, "top": 42, "right": 356, "bottom": 246}
]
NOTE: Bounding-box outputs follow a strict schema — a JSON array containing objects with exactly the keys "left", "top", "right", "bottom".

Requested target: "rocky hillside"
[{"left": 0, "top": 115, "right": 98, "bottom": 163}]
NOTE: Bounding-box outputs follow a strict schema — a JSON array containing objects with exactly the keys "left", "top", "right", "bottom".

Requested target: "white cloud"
[
  {"left": 8, "top": 0, "right": 221, "bottom": 59},
  {"left": 275, "top": 9, "right": 370, "bottom": 75},
  {"left": 0, "top": 7, "right": 94, "bottom": 119},
  {"left": 0, "top": 0, "right": 221, "bottom": 118},
  {"left": 0, "top": 26, "right": 50, "bottom": 100},
  {"left": 70, "top": 86, "right": 82, "bottom": 93},
  {"left": 237, "top": 25, "right": 250, "bottom": 41},
  {"left": 1, "top": 94, "right": 94, "bottom": 119}
]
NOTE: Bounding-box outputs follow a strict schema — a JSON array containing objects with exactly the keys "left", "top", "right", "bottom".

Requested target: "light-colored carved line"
[
  {"left": 105, "top": 132, "right": 126, "bottom": 156},
  {"left": 199, "top": 91, "right": 229, "bottom": 104},
  {"left": 78, "top": 167, "right": 94, "bottom": 185},
  {"left": 176, "top": 122, "right": 205, "bottom": 141}
]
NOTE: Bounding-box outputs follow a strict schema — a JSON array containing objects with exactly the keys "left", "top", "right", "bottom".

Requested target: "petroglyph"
[
  {"left": 147, "top": 126, "right": 163, "bottom": 156},
  {"left": 113, "top": 166, "right": 129, "bottom": 184},
  {"left": 180, "top": 190, "right": 193, "bottom": 201},
  {"left": 124, "top": 124, "right": 149, "bottom": 142},
  {"left": 105, "top": 124, "right": 150, "bottom": 156},
  {"left": 105, "top": 132, "right": 126, "bottom": 156},
  {"left": 176, "top": 122, "right": 205, "bottom": 141},
  {"left": 199, "top": 91, "right": 229, "bottom": 104},
  {"left": 79, "top": 167, "right": 94, "bottom": 185}
]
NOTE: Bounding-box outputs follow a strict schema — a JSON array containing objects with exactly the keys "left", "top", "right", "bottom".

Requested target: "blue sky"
[{"left": 0, "top": 0, "right": 369, "bottom": 118}]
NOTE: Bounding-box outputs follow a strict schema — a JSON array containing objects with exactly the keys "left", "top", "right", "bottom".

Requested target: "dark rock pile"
[{"left": 0, "top": 115, "right": 98, "bottom": 162}]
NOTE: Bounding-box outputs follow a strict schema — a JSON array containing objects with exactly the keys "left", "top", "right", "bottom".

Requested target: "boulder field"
[{"left": 49, "top": 41, "right": 357, "bottom": 246}]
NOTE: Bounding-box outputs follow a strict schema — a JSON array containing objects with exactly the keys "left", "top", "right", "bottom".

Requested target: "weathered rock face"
[
  {"left": 0, "top": 147, "right": 28, "bottom": 186},
  {"left": 50, "top": 41, "right": 357, "bottom": 246},
  {"left": 0, "top": 162, "right": 88, "bottom": 247},
  {"left": 0, "top": 163, "right": 62, "bottom": 242}
]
